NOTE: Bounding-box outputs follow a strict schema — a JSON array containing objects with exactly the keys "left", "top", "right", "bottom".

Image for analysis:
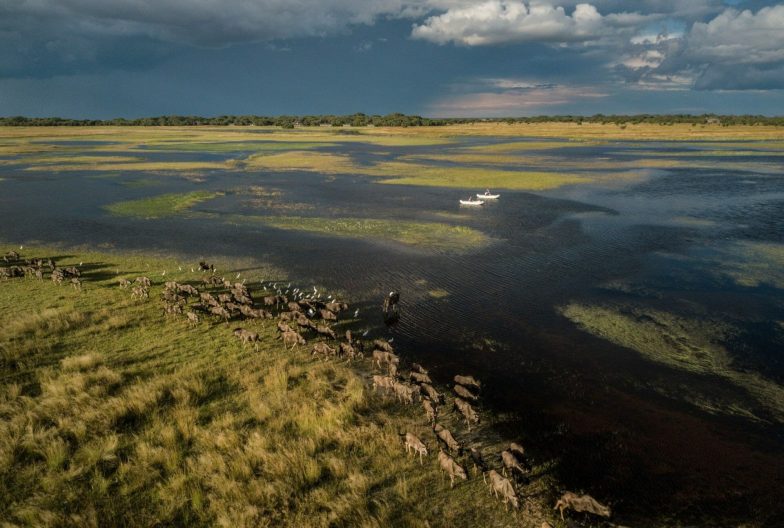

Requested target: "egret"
[
  {"left": 236, "top": 273, "right": 241, "bottom": 279},
  {"left": 361, "top": 329, "right": 369, "bottom": 337},
  {"left": 353, "top": 309, "right": 360, "bottom": 318}
]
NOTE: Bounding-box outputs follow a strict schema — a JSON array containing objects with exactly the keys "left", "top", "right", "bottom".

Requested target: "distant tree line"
[{"left": 1, "top": 113, "right": 782, "bottom": 127}]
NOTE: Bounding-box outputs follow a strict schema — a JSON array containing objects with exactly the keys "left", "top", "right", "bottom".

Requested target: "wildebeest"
[
  {"left": 287, "top": 301, "right": 302, "bottom": 312},
  {"left": 70, "top": 277, "right": 82, "bottom": 291},
  {"left": 454, "top": 384, "right": 479, "bottom": 401},
  {"left": 198, "top": 261, "right": 214, "bottom": 272},
  {"left": 454, "top": 374, "right": 481, "bottom": 390},
  {"left": 382, "top": 291, "right": 400, "bottom": 323},
  {"left": 419, "top": 383, "right": 443, "bottom": 404},
  {"left": 373, "top": 339, "right": 394, "bottom": 353},
  {"left": 281, "top": 330, "right": 305, "bottom": 350},
  {"left": 186, "top": 311, "right": 199, "bottom": 326},
  {"left": 325, "top": 301, "right": 348, "bottom": 313},
  {"left": 409, "top": 371, "right": 432, "bottom": 384},
  {"left": 51, "top": 269, "right": 65, "bottom": 284},
  {"left": 372, "top": 374, "right": 395, "bottom": 393},
  {"left": 163, "top": 303, "right": 183, "bottom": 317},
  {"left": 402, "top": 432, "right": 428, "bottom": 464},
  {"left": 200, "top": 292, "right": 218, "bottom": 306},
  {"left": 63, "top": 266, "right": 80, "bottom": 278},
  {"left": 217, "top": 293, "right": 232, "bottom": 305},
  {"left": 319, "top": 308, "right": 337, "bottom": 321},
  {"left": 209, "top": 305, "right": 231, "bottom": 323},
  {"left": 433, "top": 424, "right": 460, "bottom": 453},
  {"left": 453, "top": 397, "right": 479, "bottom": 429},
  {"left": 177, "top": 284, "right": 199, "bottom": 296},
  {"left": 510, "top": 442, "right": 525, "bottom": 458},
  {"left": 135, "top": 276, "right": 151, "bottom": 288},
  {"left": 392, "top": 381, "right": 417, "bottom": 404},
  {"left": 412, "top": 363, "right": 428, "bottom": 374},
  {"left": 469, "top": 447, "right": 488, "bottom": 480},
  {"left": 554, "top": 492, "right": 611, "bottom": 521},
  {"left": 131, "top": 285, "right": 149, "bottom": 300},
  {"left": 437, "top": 450, "right": 467, "bottom": 488},
  {"left": 372, "top": 350, "right": 399, "bottom": 370},
  {"left": 487, "top": 470, "right": 519, "bottom": 510},
  {"left": 296, "top": 315, "right": 315, "bottom": 330},
  {"left": 315, "top": 324, "right": 336, "bottom": 339},
  {"left": 311, "top": 342, "right": 336, "bottom": 361},
  {"left": 345, "top": 329, "right": 353, "bottom": 344},
  {"left": 3, "top": 250, "right": 20, "bottom": 262},
  {"left": 422, "top": 398, "right": 437, "bottom": 424},
  {"left": 277, "top": 321, "right": 293, "bottom": 334},
  {"left": 501, "top": 450, "right": 527, "bottom": 478},
  {"left": 233, "top": 328, "right": 260, "bottom": 350},
  {"left": 339, "top": 342, "right": 360, "bottom": 361}
]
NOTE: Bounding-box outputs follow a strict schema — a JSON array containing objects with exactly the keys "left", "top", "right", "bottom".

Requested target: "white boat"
[
  {"left": 460, "top": 199, "right": 485, "bottom": 206},
  {"left": 476, "top": 192, "right": 500, "bottom": 199}
]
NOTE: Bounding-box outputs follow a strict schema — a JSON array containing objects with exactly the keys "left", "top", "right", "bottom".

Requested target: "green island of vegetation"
[
  {"left": 104, "top": 191, "right": 225, "bottom": 219},
  {"left": 0, "top": 245, "right": 556, "bottom": 527}
]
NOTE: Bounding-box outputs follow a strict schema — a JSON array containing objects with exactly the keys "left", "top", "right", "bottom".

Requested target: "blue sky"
[{"left": 1, "top": 0, "right": 783, "bottom": 118}]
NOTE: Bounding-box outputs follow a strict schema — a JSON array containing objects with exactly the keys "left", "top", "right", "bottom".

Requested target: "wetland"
[{"left": 1, "top": 124, "right": 783, "bottom": 527}]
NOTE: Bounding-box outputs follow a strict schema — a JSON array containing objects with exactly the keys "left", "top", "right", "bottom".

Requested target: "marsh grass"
[
  {"left": 0, "top": 245, "right": 552, "bottom": 527},
  {"left": 560, "top": 302, "right": 784, "bottom": 423},
  {"left": 104, "top": 191, "right": 225, "bottom": 219}
]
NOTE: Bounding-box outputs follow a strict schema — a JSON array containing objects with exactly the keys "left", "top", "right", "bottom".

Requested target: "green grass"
[
  {"left": 104, "top": 191, "right": 224, "bottom": 219},
  {"left": 560, "top": 302, "right": 784, "bottom": 423},
  {"left": 222, "top": 214, "right": 491, "bottom": 252},
  {"left": 0, "top": 245, "right": 559, "bottom": 527}
]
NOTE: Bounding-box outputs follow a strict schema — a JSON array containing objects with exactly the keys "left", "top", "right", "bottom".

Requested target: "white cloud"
[{"left": 411, "top": 2, "right": 611, "bottom": 45}]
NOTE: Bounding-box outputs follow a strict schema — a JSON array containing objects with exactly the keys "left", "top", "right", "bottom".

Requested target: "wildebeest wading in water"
[{"left": 382, "top": 290, "right": 399, "bottom": 324}]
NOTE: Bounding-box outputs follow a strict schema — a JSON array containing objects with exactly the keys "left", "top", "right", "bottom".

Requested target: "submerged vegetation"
[
  {"left": 560, "top": 302, "right": 784, "bottom": 423},
  {"left": 105, "top": 191, "right": 224, "bottom": 219},
  {"left": 0, "top": 246, "right": 555, "bottom": 527}
]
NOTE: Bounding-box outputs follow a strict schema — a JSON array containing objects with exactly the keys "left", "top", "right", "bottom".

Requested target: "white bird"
[
  {"left": 79, "top": 261, "right": 83, "bottom": 266},
  {"left": 287, "top": 282, "right": 291, "bottom": 288},
  {"left": 178, "top": 266, "right": 182, "bottom": 271},
  {"left": 19, "top": 245, "right": 23, "bottom": 249},
  {"left": 236, "top": 273, "right": 241, "bottom": 279},
  {"left": 362, "top": 329, "right": 369, "bottom": 337},
  {"left": 307, "top": 308, "right": 316, "bottom": 317},
  {"left": 313, "top": 286, "right": 317, "bottom": 293},
  {"left": 389, "top": 337, "right": 394, "bottom": 343},
  {"left": 161, "top": 270, "right": 166, "bottom": 276},
  {"left": 263, "top": 286, "right": 267, "bottom": 291},
  {"left": 191, "top": 268, "right": 194, "bottom": 273},
  {"left": 353, "top": 309, "right": 360, "bottom": 317},
  {"left": 327, "top": 295, "right": 333, "bottom": 300}
]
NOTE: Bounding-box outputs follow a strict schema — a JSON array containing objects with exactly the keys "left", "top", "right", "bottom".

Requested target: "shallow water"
[{"left": 2, "top": 136, "right": 783, "bottom": 525}]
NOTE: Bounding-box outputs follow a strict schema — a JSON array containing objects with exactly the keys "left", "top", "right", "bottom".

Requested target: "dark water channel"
[{"left": 1, "top": 137, "right": 783, "bottom": 526}]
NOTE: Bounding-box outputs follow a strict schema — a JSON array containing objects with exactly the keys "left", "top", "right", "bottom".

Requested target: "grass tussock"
[{"left": 0, "top": 245, "right": 553, "bottom": 527}]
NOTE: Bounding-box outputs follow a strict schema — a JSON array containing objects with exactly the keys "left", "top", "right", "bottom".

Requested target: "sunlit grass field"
[{"left": 0, "top": 246, "right": 557, "bottom": 528}]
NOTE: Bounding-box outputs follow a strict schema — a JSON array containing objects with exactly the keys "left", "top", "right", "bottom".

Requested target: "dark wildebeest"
[
  {"left": 382, "top": 291, "right": 400, "bottom": 323},
  {"left": 311, "top": 342, "right": 336, "bottom": 361},
  {"left": 454, "top": 384, "right": 479, "bottom": 401},
  {"left": 437, "top": 450, "right": 467, "bottom": 488},
  {"left": 402, "top": 432, "right": 428, "bottom": 464},
  {"left": 198, "top": 261, "right": 214, "bottom": 272},
  {"left": 339, "top": 342, "right": 360, "bottom": 361},
  {"left": 554, "top": 492, "right": 611, "bottom": 521},
  {"left": 469, "top": 448, "right": 488, "bottom": 480},
  {"left": 487, "top": 470, "right": 519, "bottom": 510},
  {"left": 433, "top": 424, "right": 460, "bottom": 454},
  {"left": 233, "top": 328, "right": 260, "bottom": 350}
]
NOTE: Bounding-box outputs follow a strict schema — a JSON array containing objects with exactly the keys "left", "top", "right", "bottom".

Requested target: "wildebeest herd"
[{"left": 2, "top": 249, "right": 612, "bottom": 524}]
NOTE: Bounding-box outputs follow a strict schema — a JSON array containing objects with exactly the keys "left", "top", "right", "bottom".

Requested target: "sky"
[{"left": 1, "top": 0, "right": 784, "bottom": 118}]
